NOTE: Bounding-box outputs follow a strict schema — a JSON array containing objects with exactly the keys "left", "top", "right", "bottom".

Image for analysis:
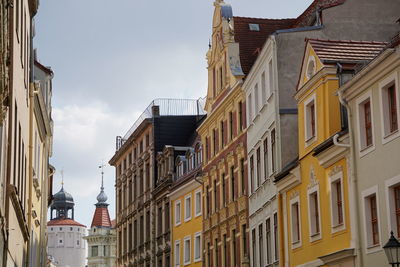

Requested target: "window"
[
  {"left": 386, "top": 177, "right": 400, "bottom": 238},
  {"left": 250, "top": 155, "right": 254, "bottom": 193},
  {"left": 195, "top": 143, "right": 202, "bottom": 166},
  {"left": 363, "top": 188, "right": 380, "bottom": 249},
  {"left": 175, "top": 200, "right": 181, "bottom": 226},
  {"left": 229, "top": 112, "right": 234, "bottom": 140},
  {"left": 223, "top": 234, "right": 228, "bottom": 267},
  {"left": 206, "top": 186, "right": 210, "bottom": 216},
  {"left": 240, "top": 159, "right": 245, "bottom": 196},
  {"left": 256, "top": 148, "right": 261, "bottom": 188},
  {"left": 165, "top": 203, "right": 170, "bottom": 231},
  {"left": 213, "top": 129, "right": 218, "bottom": 155},
  {"left": 308, "top": 189, "right": 321, "bottom": 238},
  {"left": 380, "top": 75, "right": 399, "bottom": 141},
  {"left": 357, "top": 93, "right": 374, "bottom": 154},
  {"left": 333, "top": 179, "right": 344, "bottom": 226},
  {"left": 214, "top": 179, "right": 218, "bottom": 212},
  {"left": 230, "top": 166, "right": 235, "bottom": 201},
  {"left": 91, "top": 246, "right": 98, "bottom": 257},
  {"left": 274, "top": 213, "right": 279, "bottom": 260},
  {"left": 194, "top": 232, "right": 201, "bottom": 262},
  {"left": 268, "top": 60, "right": 273, "bottom": 98},
  {"left": 261, "top": 71, "right": 267, "bottom": 104},
  {"left": 263, "top": 138, "right": 269, "bottom": 179},
  {"left": 184, "top": 237, "right": 191, "bottom": 265},
  {"left": 242, "top": 224, "right": 248, "bottom": 258},
  {"left": 214, "top": 238, "right": 219, "bottom": 267},
  {"left": 266, "top": 218, "right": 272, "bottom": 264},
  {"left": 304, "top": 95, "right": 317, "bottom": 142},
  {"left": 252, "top": 229, "right": 256, "bottom": 267},
  {"left": 395, "top": 185, "right": 400, "bottom": 237},
  {"left": 271, "top": 129, "right": 276, "bottom": 173},
  {"left": 220, "top": 120, "right": 225, "bottom": 148},
  {"left": 185, "top": 195, "right": 192, "bottom": 221},
  {"left": 195, "top": 190, "right": 202, "bottom": 217},
  {"left": 254, "top": 84, "right": 259, "bottom": 114},
  {"left": 306, "top": 56, "right": 316, "bottom": 79},
  {"left": 222, "top": 173, "right": 226, "bottom": 207},
  {"left": 158, "top": 207, "right": 163, "bottom": 235},
  {"left": 175, "top": 240, "right": 181, "bottom": 267},
  {"left": 239, "top": 101, "right": 243, "bottom": 132},
  {"left": 291, "top": 200, "right": 301, "bottom": 246},
  {"left": 231, "top": 229, "right": 236, "bottom": 266},
  {"left": 247, "top": 93, "right": 253, "bottom": 124},
  {"left": 207, "top": 242, "right": 211, "bottom": 267},
  {"left": 259, "top": 224, "right": 264, "bottom": 266}
]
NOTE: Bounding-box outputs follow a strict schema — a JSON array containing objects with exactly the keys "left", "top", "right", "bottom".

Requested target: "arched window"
[{"left": 306, "top": 56, "right": 316, "bottom": 80}]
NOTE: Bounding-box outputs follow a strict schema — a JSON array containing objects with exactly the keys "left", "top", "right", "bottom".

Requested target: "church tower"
[
  {"left": 84, "top": 167, "right": 116, "bottom": 267},
  {"left": 47, "top": 183, "right": 87, "bottom": 267}
]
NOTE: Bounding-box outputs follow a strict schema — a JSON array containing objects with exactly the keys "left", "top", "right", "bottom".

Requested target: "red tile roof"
[
  {"left": 308, "top": 39, "right": 388, "bottom": 63},
  {"left": 91, "top": 206, "right": 112, "bottom": 228},
  {"left": 111, "top": 219, "right": 116, "bottom": 229},
  {"left": 47, "top": 218, "right": 86, "bottom": 227},
  {"left": 293, "top": 0, "right": 346, "bottom": 28},
  {"left": 233, "top": 17, "right": 296, "bottom": 75}
]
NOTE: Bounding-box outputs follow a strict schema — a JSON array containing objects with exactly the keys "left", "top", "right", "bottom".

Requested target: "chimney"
[{"left": 152, "top": 105, "right": 160, "bottom": 117}]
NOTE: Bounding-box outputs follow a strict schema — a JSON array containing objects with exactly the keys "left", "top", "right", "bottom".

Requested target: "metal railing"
[{"left": 116, "top": 98, "right": 206, "bottom": 151}]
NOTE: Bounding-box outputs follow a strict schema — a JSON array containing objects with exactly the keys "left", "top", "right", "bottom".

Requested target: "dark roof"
[
  {"left": 34, "top": 60, "right": 53, "bottom": 75},
  {"left": 274, "top": 157, "right": 299, "bottom": 183},
  {"left": 308, "top": 39, "right": 387, "bottom": 63},
  {"left": 293, "top": 0, "right": 346, "bottom": 28},
  {"left": 233, "top": 17, "right": 296, "bottom": 75},
  {"left": 51, "top": 187, "right": 74, "bottom": 209}
]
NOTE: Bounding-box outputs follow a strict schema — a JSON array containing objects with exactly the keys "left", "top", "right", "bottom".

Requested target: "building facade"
[
  {"left": 29, "top": 56, "right": 54, "bottom": 267},
  {"left": 47, "top": 185, "right": 86, "bottom": 267},
  {"left": 167, "top": 138, "right": 203, "bottom": 267},
  {"left": 275, "top": 39, "right": 388, "bottom": 267},
  {"left": 109, "top": 99, "right": 205, "bottom": 267},
  {"left": 339, "top": 34, "right": 400, "bottom": 267},
  {"left": 85, "top": 174, "right": 117, "bottom": 267}
]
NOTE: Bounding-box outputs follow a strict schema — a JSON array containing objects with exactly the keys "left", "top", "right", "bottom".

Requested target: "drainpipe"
[{"left": 337, "top": 85, "right": 362, "bottom": 267}]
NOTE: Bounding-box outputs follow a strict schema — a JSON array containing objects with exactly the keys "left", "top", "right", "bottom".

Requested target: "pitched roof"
[
  {"left": 293, "top": 0, "right": 346, "bottom": 28},
  {"left": 91, "top": 206, "right": 112, "bottom": 228},
  {"left": 308, "top": 39, "right": 388, "bottom": 63},
  {"left": 111, "top": 219, "right": 116, "bottom": 229},
  {"left": 47, "top": 218, "right": 86, "bottom": 227},
  {"left": 233, "top": 17, "right": 296, "bottom": 75}
]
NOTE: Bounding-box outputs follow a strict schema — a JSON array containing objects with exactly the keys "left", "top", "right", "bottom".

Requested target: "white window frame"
[
  {"left": 175, "top": 239, "right": 181, "bottom": 267},
  {"left": 379, "top": 71, "right": 400, "bottom": 144},
  {"left": 329, "top": 171, "right": 346, "bottom": 233},
  {"left": 194, "top": 232, "right": 202, "bottom": 262},
  {"left": 290, "top": 196, "right": 302, "bottom": 249},
  {"left": 385, "top": 175, "right": 400, "bottom": 237},
  {"left": 247, "top": 92, "right": 253, "bottom": 126},
  {"left": 361, "top": 185, "right": 382, "bottom": 254},
  {"left": 267, "top": 59, "right": 274, "bottom": 101},
  {"left": 304, "top": 93, "right": 317, "bottom": 145},
  {"left": 184, "top": 194, "right": 192, "bottom": 222},
  {"left": 194, "top": 189, "right": 202, "bottom": 217},
  {"left": 356, "top": 90, "right": 375, "bottom": 157},
  {"left": 254, "top": 83, "right": 260, "bottom": 114},
  {"left": 183, "top": 236, "right": 191, "bottom": 265},
  {"left": 307, "top": 186, "right": 322, "bottom": 242},
  {"left": 175, "top": 200, "right": 182, "bottom": 226},
  {"left": 261, "top": 71, "right": 267, "bottom": 105}
]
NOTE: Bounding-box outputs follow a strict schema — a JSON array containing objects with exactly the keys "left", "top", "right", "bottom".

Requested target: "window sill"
[
  {"left": 305, "top": 135, "right": 317, "bottom": 147},
  {"left": 309, "top": 232, "right": 322, "bottom": 243},
  {"left": 366, "top": 243, "right": 382, "bottom": 254},
  {"left": 382, "top": 129, "right": 400, "bottom": 145},
  {"left": 359, "top": 143, "right": 375, "bottom": 158},
  {"left": 291, "top": 240, "right": 302, "bottom": 249}
]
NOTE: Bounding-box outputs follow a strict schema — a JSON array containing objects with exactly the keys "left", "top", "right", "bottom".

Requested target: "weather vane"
[
  {"left": 60, "top": 169, "right": 64, "bottom": 188},
  {"left": 99, "top": 161, "right": 106, "bottom": 190}
]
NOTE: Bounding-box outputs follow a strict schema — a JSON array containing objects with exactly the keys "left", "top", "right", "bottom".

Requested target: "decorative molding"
[
  {"left": 290, "top": 190, "right": 299, "bottom": 200},
  {"left": 329, "top": 165, "right": 343, "bottom": 178},
  {"left": 308, "top": 167, "right": 319, "bottom": 189}
]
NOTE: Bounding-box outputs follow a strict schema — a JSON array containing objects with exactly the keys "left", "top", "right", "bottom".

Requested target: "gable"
[{"left": 298, "top": 42, "right": 324, "bottom": 89}]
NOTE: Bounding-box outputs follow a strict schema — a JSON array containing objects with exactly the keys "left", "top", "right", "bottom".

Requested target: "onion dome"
[{"left": 51, "top": 186, "right": 75, "bottom": 209}]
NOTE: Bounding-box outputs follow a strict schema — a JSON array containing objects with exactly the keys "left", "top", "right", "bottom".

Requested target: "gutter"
[{"left": 337, "top": 72, "right": 362, "bottom": 267}]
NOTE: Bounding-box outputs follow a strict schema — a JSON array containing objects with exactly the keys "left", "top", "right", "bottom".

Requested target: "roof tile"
[{"left": 91, "top": 206, "right": 112, "bottom": 228}]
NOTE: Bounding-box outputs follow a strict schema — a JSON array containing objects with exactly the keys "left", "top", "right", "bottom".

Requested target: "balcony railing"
[{"left": 116, "top": 98, "right": 206, "bottom": 151}]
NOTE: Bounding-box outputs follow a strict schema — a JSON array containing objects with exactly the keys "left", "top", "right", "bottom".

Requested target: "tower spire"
[
  {"left": 61, "top": 169, "right": 64, "bottom": 189},
  {"left": 96, "top": 162, "right": 108, "bottom": 204}
]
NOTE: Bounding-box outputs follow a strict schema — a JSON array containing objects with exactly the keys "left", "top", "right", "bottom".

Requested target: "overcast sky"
[{"left": 34, "top": 0, "right": 313, "bottom": 227}]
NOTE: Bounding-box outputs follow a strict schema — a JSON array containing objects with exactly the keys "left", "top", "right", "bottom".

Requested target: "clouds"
[{"left": 36, "top": 0, "right": 313, "bottom": 226}]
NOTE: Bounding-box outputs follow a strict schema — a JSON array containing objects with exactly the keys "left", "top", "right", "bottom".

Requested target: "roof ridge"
[
  {"left": 233, "top": 16, "right": 296, "bottom": 21},
  {"left": 308, "top": 38, "right": 388, "bottom": 45}
]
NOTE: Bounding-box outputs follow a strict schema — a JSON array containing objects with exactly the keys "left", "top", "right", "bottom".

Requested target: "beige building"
[{"left": 339, "top": 34, "right": 400, "bottom": 267}]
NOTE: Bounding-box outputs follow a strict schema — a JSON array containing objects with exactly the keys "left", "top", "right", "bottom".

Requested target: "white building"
[
  {"left": 84, "top": 175, "right": 116, "bottom": 267},
  {"left": 47, "top": 186, "right": 86, "bottom": 267}
]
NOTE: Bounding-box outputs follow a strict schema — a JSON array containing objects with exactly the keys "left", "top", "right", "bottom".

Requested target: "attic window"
[{"left": 249, "top": 24, "right": 260, "bottom": 31}]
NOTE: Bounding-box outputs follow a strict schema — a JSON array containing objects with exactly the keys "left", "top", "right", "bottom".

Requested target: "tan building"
[{"left": 109, "top": 99, "right": 205, "bottom": 267}]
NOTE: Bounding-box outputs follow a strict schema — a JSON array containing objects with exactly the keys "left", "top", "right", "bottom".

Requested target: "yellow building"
[
  {"left": 169, "top": 143, "right": 203, "bottom": 267},
  {"left": 275, "top": 39, "right": 387, "bottom": 267}
]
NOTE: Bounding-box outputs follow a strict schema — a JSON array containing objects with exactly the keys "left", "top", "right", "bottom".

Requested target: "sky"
[{"left": 34, "top": 0, "right": 313, "bottom": 227}]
